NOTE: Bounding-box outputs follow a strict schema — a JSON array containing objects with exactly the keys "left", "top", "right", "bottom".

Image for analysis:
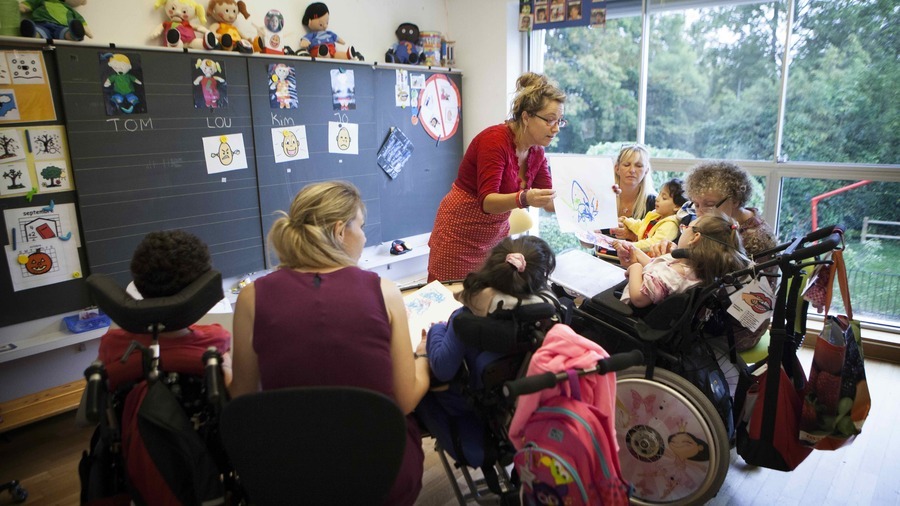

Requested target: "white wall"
[{"left": 1, "top": 0, "right": 527, "bottom": 402}]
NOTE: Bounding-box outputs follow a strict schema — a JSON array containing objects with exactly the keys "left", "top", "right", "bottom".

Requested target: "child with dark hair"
[
  {"left": 97, "top": 230, "right": 232, "bottom": 387},
  {"left": 614, "top": 178, "right": 687, "bottom": 252},
  {"left": 417, "top": 236, "right": 558, "bottom": 469},
  {"left": 616, "top": 211, "right": 749, "bottom": 308}
]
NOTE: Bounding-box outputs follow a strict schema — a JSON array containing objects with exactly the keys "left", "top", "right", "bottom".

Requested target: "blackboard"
[
  {"left": 0, "top": 45, "right": 92, "bottom": 327},
  {"left": 55, "top": 46, "right": 266, "bottom": 288},
  {"left": 1, "top": 45, "right": 462, "bottom": 328},
  {"left": 247, "top": 58, "right": 462, "bottom": 266}
]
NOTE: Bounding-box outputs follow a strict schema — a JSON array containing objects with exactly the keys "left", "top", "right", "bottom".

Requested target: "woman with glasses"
[
  {"left": 427, "top": 72, "right": 566, "bottom": 282},
  {"left": 650, "top": 161, "right": 776, "bottom": 352}
]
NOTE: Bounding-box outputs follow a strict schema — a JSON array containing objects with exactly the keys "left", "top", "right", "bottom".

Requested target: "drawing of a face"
[
  {"left": 282, "top": 130, "right": 299, "bottom": 156},
  {"left": 108, "top": 55, "right": 132, "bottom": 74},
  {"left": 274, "top": 64, "right": 290, "bottom": 81},
  {"left": 213, "top": 136, "right": 240, "bottom": 165},
  {"left": 25, "top": 250, "right": 52, "bottom": 275},
  {"left": 336, "top": 127, "right": 351, "bottom": 150}
]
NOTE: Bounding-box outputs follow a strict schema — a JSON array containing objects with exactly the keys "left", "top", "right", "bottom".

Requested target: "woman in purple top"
[{"left": 230, "top": 181, "right": 430, "bottom": 505}]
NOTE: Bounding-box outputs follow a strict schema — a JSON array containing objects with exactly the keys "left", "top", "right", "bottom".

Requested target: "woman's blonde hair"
[
  {"left": 615, "top": 144, "right": 655, "bottom": 219},
  {"left": 685, "top": 211, "right": 749, "bottom": 285},
  {"left": 509, "top": 72, "right": 566, "bottom": 123},
  {"left": 268, "top": 181, "right": 364, "bottom": 270}
]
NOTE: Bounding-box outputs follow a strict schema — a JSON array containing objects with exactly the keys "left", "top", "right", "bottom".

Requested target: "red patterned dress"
[{"left": 427, "top": 123, "right": 552, "bottom": 281}]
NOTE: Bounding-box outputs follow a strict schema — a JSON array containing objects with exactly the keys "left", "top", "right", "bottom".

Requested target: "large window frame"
[{"left": 527, "top": 0, "right": 900, "bottom": 343}]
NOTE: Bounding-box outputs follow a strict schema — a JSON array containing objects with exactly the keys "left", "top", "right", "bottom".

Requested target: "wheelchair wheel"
[{"left": 615, "top": 366, "right": 729, "bottom": 506}]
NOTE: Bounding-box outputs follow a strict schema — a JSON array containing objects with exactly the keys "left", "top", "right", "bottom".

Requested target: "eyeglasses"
[
  {"left": 679, "top": 223, "right": 693, "bottom": 233},
  {"left": 532, "top": 113, "right": 568, "bottom": 128},
  {"left": 688, "top": 195, "right": 729, "bottom": 213}
]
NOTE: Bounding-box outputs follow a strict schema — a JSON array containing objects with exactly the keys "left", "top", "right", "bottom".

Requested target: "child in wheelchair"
[
  {"left": 416, "top": 236, "right": 563, "bottom": 498},
  {"left": 616, "top": 211, "right": 749, "bottom": 308},
  {"left": 78, "top": 230, "right": 232, "bottom": 505}
]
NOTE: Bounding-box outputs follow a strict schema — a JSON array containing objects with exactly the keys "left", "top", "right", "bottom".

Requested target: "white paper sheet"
[
  {"left": 549, "top": 154, "right": 619, "bottom": 237},
  {"left": 549, "top": 248, "right": 626, "bottom": 298}
]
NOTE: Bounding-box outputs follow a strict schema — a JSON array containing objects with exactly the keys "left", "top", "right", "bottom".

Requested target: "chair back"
[{"left": 220, "top": 387, "right": 407, "bottom": 505}]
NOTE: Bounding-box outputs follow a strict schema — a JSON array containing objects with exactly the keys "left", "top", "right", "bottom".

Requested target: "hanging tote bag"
[
  {"left": 735, "top": 266, "right": 812, "bottom": 471},
  {"left": 799, "top": 249, "right": 871, "bottom": 450}
]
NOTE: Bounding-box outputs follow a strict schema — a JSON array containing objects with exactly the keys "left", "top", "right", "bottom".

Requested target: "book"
[{"left": 403, "top": 280, "right": 462, "bottom": 347}]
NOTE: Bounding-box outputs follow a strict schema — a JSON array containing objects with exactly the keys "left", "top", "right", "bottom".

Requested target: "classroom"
[{"left": 0, "top": 0, "right": 897, "bottom": 504}]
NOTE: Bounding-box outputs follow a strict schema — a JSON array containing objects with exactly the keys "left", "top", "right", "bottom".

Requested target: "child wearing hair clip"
[
  {"left": 615, "top": 211, "right": 749, "bottom": 308},
  {"left": 416, "top": 235, "right": 558, "bottom": 468}
]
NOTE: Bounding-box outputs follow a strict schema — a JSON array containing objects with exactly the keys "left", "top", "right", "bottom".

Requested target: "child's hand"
[{"left": 615, "top": 241, "right": 635, "bottom": 266}]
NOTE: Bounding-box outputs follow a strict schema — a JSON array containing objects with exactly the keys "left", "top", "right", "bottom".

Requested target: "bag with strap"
[
  {"left": 509, "top": 324, "right": 630, "bottom": 506},
  {"left": 799, "top": 248, "right": 871, "bottom": 450}
]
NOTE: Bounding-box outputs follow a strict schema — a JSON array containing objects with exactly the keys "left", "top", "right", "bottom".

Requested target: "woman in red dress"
[{"left": 427, "top": 72, "right": 566, "bottom": 282}]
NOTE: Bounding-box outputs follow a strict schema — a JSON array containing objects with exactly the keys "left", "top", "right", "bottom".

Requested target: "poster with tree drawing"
[
  {"left": 27, "top": 127, "right": 67, "bottom": 160},
  {"left": 36, "top": 160, "right": 70, "bottom": 191},
  {"left": 0, "top": 161, "right": 33, "bottom": 196},
  {"left": 0, "top": 128, "right": 25, "bottom": 162}
]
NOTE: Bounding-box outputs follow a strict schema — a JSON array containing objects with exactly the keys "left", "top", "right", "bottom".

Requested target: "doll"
[
  {"left": 207, "top": 0, "right": 263, "bottom": 53},
  {"left": 385, "top": 22, "right": 422, "bottom": 64},
  {"left": 193, "top": 58, "right": 225, "bottom": 108},
  {"left": 298, "top": 2, "right": 362, "bottom": 60},
  {"left": 102, "top": 53, "right": 143, "bottom": 114},
  {"left": 151, "top": 0, "right": 218, "bottom": 50},
  {"left": 19, "top": 0, "right": 92, "bottom": 41}
]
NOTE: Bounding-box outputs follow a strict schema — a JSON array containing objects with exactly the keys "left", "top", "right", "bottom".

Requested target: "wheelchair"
[
  {"left": 552, "top": 225, "right": 843, "bottom": 505},
  {"left": 78, "top": 269, "right": 231, "bottom": 506},
  {"left": 417, "top": 293, "right": 566, "bottom": 505}
]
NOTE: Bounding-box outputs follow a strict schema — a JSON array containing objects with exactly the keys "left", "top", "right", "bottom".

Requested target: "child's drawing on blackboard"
[
  {"left": 193, "top": 59, "right": 228, "bottom": 109},
  {"left": 0, "top": 128, "right": 25, "bottom": 162},
  {"left": 330, "top": 68, "right": 355, "bottom": 110},
  {"left": 0, "top": 90, "right": 21, "bottom": 121},
  {"left": 271, "top": 125, "right": 309, "bottom": 163},
  {"left": 99, "top": 52, "right": 146, "bottom": 116},
  {"left": 203, "top": 133, "right": 248, "bottom": 174},
  {"left": 268, "top": 63, "right": 297, "bottom": 109}
]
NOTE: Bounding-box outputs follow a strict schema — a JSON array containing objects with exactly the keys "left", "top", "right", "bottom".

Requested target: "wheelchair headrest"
[
  {"left": 86, "top": 270, "right": 224, "bottom": 333},
  {"left": 453, "top": 302, "right": 558, "bottom": 354}
]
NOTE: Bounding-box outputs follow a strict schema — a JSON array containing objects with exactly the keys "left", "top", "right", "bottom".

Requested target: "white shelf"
[{"left": 0, "top": 314, "right": 108, "bottom": 364}]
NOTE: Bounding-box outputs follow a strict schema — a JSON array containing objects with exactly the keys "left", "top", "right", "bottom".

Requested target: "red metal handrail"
[{"left": 811, "top": 180, "right": 871, "bottom": 231}]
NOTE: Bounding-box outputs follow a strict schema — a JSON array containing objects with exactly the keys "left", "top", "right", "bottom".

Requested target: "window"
[{"left": 531, "top": 0, "right": 900, "bottom": 330}]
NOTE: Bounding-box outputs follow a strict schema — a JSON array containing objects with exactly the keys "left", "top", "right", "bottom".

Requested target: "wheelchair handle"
[
  {"left": 84, "top": 360, "right": 106, "bottom": 424},
  {"left": 203, "top": 347, "right": 224, "bottom": 408},
  {"left": 502, "top": 349, "right": 644, "bottom": 399}
]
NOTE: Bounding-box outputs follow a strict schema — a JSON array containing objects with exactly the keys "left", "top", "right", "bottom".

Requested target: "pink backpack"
[{"left": 510, "top": 325, "right": 630, "bottom": 505}]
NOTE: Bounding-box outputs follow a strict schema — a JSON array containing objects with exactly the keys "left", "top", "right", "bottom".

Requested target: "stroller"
[
  {"left": 552, "top": 225, "right": 843, "bottom": 505},
  {"left": 78, "top": 270, "right": 231, "bottom": 506},
  {"left": 417, "top": 293, "right": 566, "bottom": 505}
]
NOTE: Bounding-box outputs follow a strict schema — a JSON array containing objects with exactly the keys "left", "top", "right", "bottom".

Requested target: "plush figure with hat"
[
  {"left": 151, "top": 0, "right": 218, "bottom": 50},
  {"left": 385, "top": 22, "right": 423, "bottom": 64},
  {"left": 298, "top": 2, "right": 362, "bottom": 60},
  {"left": 207, "top": 0, "right": 264, "bottom": 53},
  {"left": 19, "top": 0, "right": 92, "bottom": 41}
]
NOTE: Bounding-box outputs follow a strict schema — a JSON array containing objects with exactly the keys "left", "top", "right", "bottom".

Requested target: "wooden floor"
[{"left": 2, "top": 348, "right": 899, "bottom": 506}]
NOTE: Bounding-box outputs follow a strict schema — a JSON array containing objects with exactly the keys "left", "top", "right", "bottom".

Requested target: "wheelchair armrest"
[
  {"left": 589, "top": 280, "right": 633, "bottom": 317},
  {"left": 453, "top": 312, "right": 521, "bottom": 353}
]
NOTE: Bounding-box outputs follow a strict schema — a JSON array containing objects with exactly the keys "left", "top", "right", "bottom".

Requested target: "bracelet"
[
  {"left": 516, "top": 189, "right": 529, "bottom": 209},
  {"left": 414, "top": 352, "right": 428, "bottom": 359}
]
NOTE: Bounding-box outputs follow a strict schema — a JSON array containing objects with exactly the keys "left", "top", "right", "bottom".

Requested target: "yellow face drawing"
[
  {"left": 213, "top": 136, "right": 240, "bottom": 165},
  {"left": 282, "top": 130, "right": 299, "bottom": 157},
  {"left": 336, "top": 127, "right": 351, "bottom": 150}
]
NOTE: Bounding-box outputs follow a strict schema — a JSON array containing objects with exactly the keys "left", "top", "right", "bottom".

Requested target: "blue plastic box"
[{"left": 64, "top": 312, "right": 112, "bottom": 333}]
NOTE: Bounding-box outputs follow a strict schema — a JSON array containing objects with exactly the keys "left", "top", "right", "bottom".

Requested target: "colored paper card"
[
  {"left": 328, "top": 121, "right": 358, "bottom": 155},
  {"left": 272, "top": 125, "right": 309, "bottom": 163},
  {"left": 203, "top": 133, "right": 248, "bottom": 174}
]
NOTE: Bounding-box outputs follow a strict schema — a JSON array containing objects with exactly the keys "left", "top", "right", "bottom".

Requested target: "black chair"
[{"left": 219, "top": 386, "right": 407, "bottom": 505}]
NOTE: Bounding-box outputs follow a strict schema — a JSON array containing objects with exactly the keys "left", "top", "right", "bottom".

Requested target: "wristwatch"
[{"left": 414, "top": 352, "right": 429, "bottom": 359}]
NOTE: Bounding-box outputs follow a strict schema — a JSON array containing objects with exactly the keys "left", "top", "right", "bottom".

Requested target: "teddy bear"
[
  {"left": 297, "top": 2, "right": 362, "bottom": 60},
  {"left": 151, "top": 0, "right": 218, "bottom": 50},
  {"left": 19, "top": 0, "right": 92, "bottom": 41},
  {"left": 207, "top": 0, "right": 263, "bottom": 53},
  {"left": 385, "top": 22, "right": 422, "bottom": 65}
]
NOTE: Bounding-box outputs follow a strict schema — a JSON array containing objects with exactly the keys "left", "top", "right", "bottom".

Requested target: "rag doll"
[
  {"left": 19, "top": 0, "right": 92, "bottom": 41},
  {"left": 385, "top": 22, "right": 422, "bottom": 64},
  {"left": 151, "top": 0, "right": 217, "bottom": 50},
  {"left": 298, "top": 2, "right": 362, "bottom": 60},
  {"left": 207, "top": 0, "right": 263, "bottom": 53}
]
